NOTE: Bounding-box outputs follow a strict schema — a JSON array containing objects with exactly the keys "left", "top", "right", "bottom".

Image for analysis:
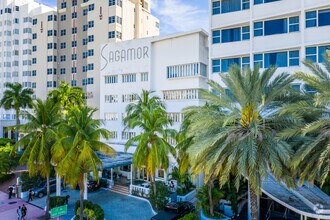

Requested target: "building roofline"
[{"left": 151, "top": 28, "right": 209, "bottom": 43}]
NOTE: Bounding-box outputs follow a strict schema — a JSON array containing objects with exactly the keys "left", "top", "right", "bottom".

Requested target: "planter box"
[
  {"left": 200, "top": 210, "right": 230, "bottom": 220},
  {"left": 177, "top": 189, "right": 196, "bottom": 202}
]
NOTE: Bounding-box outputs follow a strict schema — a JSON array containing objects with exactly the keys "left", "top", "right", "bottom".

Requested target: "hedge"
[
  {"left": 0, "top": 173, "right": 15, "bottom": 184},
  {"left": 50, "top": 196, "right": 67, "bottom": 209},
  {"left": 74, "top": 200, "right": 104, "bottom": 220}
]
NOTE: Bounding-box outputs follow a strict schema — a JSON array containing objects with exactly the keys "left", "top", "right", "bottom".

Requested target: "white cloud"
[{"left": 152, "top": 0, "right": 209, "bottom": 35}]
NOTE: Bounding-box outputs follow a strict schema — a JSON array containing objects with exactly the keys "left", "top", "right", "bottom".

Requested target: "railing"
[
  {"left": 177, "top": 189, "right": 196, "bottom": 202},
  {"left": 130, "top": 184, "right": 150, "bottom": 197}
]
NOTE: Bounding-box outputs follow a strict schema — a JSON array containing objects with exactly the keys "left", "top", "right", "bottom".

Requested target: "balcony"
[{"left": 253, "top": 0, "right": 301, "bottom": 20}]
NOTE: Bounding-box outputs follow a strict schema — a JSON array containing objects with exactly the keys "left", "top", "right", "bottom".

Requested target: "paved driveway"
[{"left": 30, "top": 188, "right": 154, "bottom": 220}]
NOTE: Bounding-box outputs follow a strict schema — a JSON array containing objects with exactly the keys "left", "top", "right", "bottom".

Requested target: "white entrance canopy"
[{"left": 98, "top": 152, "right": 133, "bottom": 169}]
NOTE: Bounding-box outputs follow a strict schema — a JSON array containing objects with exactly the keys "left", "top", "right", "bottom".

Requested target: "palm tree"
[
  {"left": 17, "top": 98, "right": 62, "bottom": 219},
  {"left": 282, "top": 55, "right": 330, "bottom": 186},
  {"left": 124, "top": 90, "right": 175, "bottom": 196},
  {"left": 56, "top": 107, "right": 115, "bottom": 220},
  {"left": 48, "top": 81, "right": 85, "bottom": 115},
  {"left": 0, "top": 82, "right": 33, "bottom": 141},
  {"left": 184, "top": 65, "right": 296, "bottom": 220}
]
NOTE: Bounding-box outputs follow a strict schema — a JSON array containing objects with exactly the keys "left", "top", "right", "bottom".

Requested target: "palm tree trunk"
[
  {"left": 15, "top": 109, "right": 20, "bottom": 142},
  {"left": 208, "top": 181, "right": 214, "bottom": 217},
  {"left": 78, "top": 176, "right": 84, "bottom": 220},
  {"left": 45, "top": 175, "right": 50, "bottom": 219},
  {"left": 152, "top": 174, "right": 157, "bottom": 196},
  {"left": 248, "top": 183, "right": 259, "bottom": 220}
]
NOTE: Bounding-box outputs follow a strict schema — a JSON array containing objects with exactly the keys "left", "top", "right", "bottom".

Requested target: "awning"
[{"left": 97, "top": 152, "right": 133, "bottom": 169}]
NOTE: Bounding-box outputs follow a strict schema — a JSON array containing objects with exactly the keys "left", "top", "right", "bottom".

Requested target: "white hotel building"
[
  {"left": 99, "top": 29, "right": 208, "bottom": 182},
  {"left": 0, "top": 0, "right": 54, "bottom": 138},
  {"left": 210, "top": 0, "right": 330, "bottom": 87}
]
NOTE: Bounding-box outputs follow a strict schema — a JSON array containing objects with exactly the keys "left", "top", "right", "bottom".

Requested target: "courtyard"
[{"left": 30, "top": 188, "right": 154, "bottom": 220}]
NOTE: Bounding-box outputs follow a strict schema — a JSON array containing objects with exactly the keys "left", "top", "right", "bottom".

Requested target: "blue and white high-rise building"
[{"left": 210, "top": 0, "right": 330, "bottom": 88}]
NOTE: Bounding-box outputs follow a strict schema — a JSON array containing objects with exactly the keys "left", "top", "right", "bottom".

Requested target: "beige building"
[{"left": 55, "top": 0, "right": 160, "bottom": 116}]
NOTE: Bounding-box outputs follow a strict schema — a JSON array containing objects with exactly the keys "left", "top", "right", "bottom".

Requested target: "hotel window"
[
  {"left": 61, "top": 29, "right": 66, "bottom": 36},
  {"left": 32, "top": 19, "right": 37, "bottom": 25},
  {"left": 32, "top": 83, "right": 36, "bottom": 89},
  {"left": 71, "top": 80, "right": 77, "bottom": 87},
  {"left": 242, "top": 26, "right": 250, "bottom": 40},
  {"left": 88, "top": 35, "right": 94, "bottom": 42},
  {"left": 212, "top": 26, "right": 250, "bottom": 44},
  {"left": 212, "top": 60, "right": 221, "bottom": 73},
  {"left": 105, "top": 75, "right": 118, "bottom": 84},
  {"left": 105, "top": 95, "right": 118, "bottom": 103},
  {"left": 88, "top": 4, "right": 94, "bottom": 11},
  {"left": 72, "top": 27, "right": 77, "bottom": 34},
  {"left": 254, "top": 0, "right": 280, "bottom": 4},
  {"left": 163, "top": 89, "right": 200, "bottom": 100},
  {"left": 306, "top": 9, "right": 330, "bottom": 28},
  {"left": 72, "top": 12, "right": 77, "bottom": 19},
  {"left": 117, "top": 16, "right": 122, "bottom": 25},
  {"left": 122, "top": 74, "right": 136, "bottom": 83},
  {"left": 141, "top": 72, "right": 149, "bottom": 82},
  {"left": 32, "top": 58, "right": 37, "bottom": 64},
  {"left": 60, "top": 55, "right": 66, "bottom": 62},
  {"left": 306, "top": 45, "right": 330, "bottom": 63},
  {"left": 122, "top": 94, "right": 138, "bottom": 103},
  {"left": 254, "top": 50, "right": 300, "bottom": 68},
  {"left": 117, "top": 31, "right": 122, "bottom": 39},
  {"left": 109, "top": 31, "right": 115, "bottom": 39},
  {"left": 221, "top": 58, "right": 241, "bottom": 72},
  {"left": 48, "top": 15, "right": 53, "bottom": 21},
  {"left": 83, "top": 39, "right": 88, "bottom": 45},
  {"left": 83, "top": 25, "right": 88, "bottom": 31},
  {"left": 61, "top": 42, "right": 66, "bottom": 49},
  {"left": 167, "top": 113, "right": 182, "bottom": 123},
  {"left": 88, "top": 49, "right": 94, "bottom": 56},
  {"left": 122, "top": 132, "right": 136, "bottom": 140},
  {"left": 212, "top": 30, "right": 221, "bottom": 44},
  {"left": 254, "top": 16, "right": 299, "bottom": 37},
  {"left": 72, "top": 0, "right": 77, "bottom": 6},
  {"left": 32, "top": 46, "right": 37, "bottom": 52},
  {"left": 61, "top": 2, "right": 66, "bottom": 9},
  {"left": 104, "top": 113, "right": 118, "bottom": 121},
  {"left": 88, "top": 64, "right": 94, "bottom": 70},
  {"left": 61, "top": 15, "right": 66, "bottom": 21},
  {"left": 32, "top": 70, "right": 37, "bottom": 76},
  {"left": 47, "top": 68, "right": 53, "bottom": 75},
  {"left": 109, "top": 0, "right": 116, "bottom": 6},
  {"left": 32, "top": 33, "right": 37, "bottom": 39},
  {"left": 109, "top": 131, "right": 118, "bottom": 139},
  {"left": 72, "top": 67, "right": 77, "bottom": 73},
  {"left": 109, "top": 16, "right": 115, "bottom": 24},
  {"left": 212, "top": 57, "right": 249, "bottom": 73},
  {"left": 47, "top": 81, "right": 53, "bottom": 88},
  {"left": 72, "top": 41, "right": 77, "bottom": 47},
  {"left": 47, "top": 43, "right": 53, "bottom": 49},
  {"left": 47, "top": 56, "right": 53, "bottom": 62},
  {"left": 23, "top": 71, "right": 30, "bottom": 76},
  {"left": 167, "top": 63, "right": 205, "bottom": 78},
  {"left": 242, "top": 57, "right": 250, "bottom": 68},
  {"left": 72, "top": 54, "right": 77, "bottom": 61},
  {"left": 212, "top": 0, "right": 250, "bottom": 15},
  {"left": 88, "top": 21, "right": 94, "bottom": 28},
  {"left": 60, "top": 68, "right": 66, "bottom": 75},
  {"left": 83, "top": 9, "right": 88, "bottom": 16}
]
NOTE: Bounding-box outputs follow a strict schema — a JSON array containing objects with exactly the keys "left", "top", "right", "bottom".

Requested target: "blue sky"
[{"left": 41, "top": 0, "right": 209, "bottom": 35}]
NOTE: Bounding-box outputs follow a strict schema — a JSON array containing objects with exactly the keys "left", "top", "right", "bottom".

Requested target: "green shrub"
[
  {"left": 99, "top": 178, "right": 108, "bottom": 188},
  {"left": 20, "top": 171, "right": 45, "bottom": 192},
  {"left": 149, "top": 181, "right": 169, "bottom": 211},
  {"left": 178, "top": 212, "right": 199, "bottom": 220},
  {"left": 50, "top": 196, "right": 67, "bottom": 209},
  {"left": 74, "top": 200, "right": 104, "bottom": 220},
  {"left": 0, "top": 173, "right": 15, "bottom": 184}
]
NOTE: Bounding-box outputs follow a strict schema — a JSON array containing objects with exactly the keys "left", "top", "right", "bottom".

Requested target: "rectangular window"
[
  {"left": 212, "top": 30, "right": 221, "bottom": 44},
  {"left": 167, "top": 63, "right": 203, "bottom": 78},
  {"left": 306, "top": 47, "right": 317, "bottom": 62},
  {"left": 222, "top": 27, "right": 241, "bottom": 43},
  {"left": 72, "top": 67, "right": 77, "bottom": 73},
  {"left": 104, "top": 113, "right": 118, "bottom": 121},
  {"left": 242, "top": 57, "right": 250, "bottom": 68},
  {"left": 289, "top": 50, "right": 300, "bottom": 66},
  {"left": 318, "top": 9, "right": 330, "bottom": 27},
  {"left": 242, "top": 26, "right": 250, "bottom": 40},
  {"left": 72, "top": 27, "right": 77, "bottom": 34},
  {"left": 72, "top": 12, "right": 77, "bottom": 19},
  {"left": 289, "top": 16, "right": 299, "bottom": 32},
  {"left": 88, "top": 35, "right": 94, "bottom": 42},
  {"left": 60, "top": 68, "right": 66, "bottom": 75},
  {"left": 264, "top": 18, "right": 287, "bottom": 35},
  {"left": 88, "top": 4, "right": 94, "bottom": 11},
  {"left": 88, "top": 21, "right": 94, "bottom": 28},
  {"left": 61, "top": 42, "right": 66, "bottom": 49},
  {"left": 61, "top": 2, "right": 66, "bottom": 9},
  {"left": 61, "top": 29, "right": 66, "bottom": 36},
  {"left": 105, "top": 75, "right": 118, "bottom": 84},
  {"left": 306, "top": 11, "right": 317, "bottom": 28},
  {"left": 163, "top": 89, "right": 200, "bottom": 100},
  {"left": 122, "top": 132, "right": 136, "bottom": 140},
  {"left": 254, "top": 0, "right": 280, "bottom": 5},
  {"left": 222, "top": 0, "right": 242, "bottom": 13},
  {"left": 254, "top": 54, "right": 263, "bottom": 68},
  {"left": 71, "top": 80, "right": 76, "bottom": 87},
  {"left": 318, "top": 45, "right": 330, "bottom": 63},
  {"left": 221, "top": 58, "right": 240, "bottom": 72},
  {"left": 212, "top": 1, "right": 221, "bottom": 15},
  {"left": 108, "top": 31, "right": 115, "bottom": 39},
  {"left": 141, "top": 72, "right": 149, "bottom": 82},
  {"left": 61, "top": 15, "right": 66, "bottom": 21},
  {"left": 105, "top": 95, "right": 118, "bottom": 103},
  {"left": 109, "top": 16, "right": 115, "bottom": 24},
  {"left": 122, "top": 74, "right": 136, "bottom": 83},
  {"left": 212, "top": 60, "right": 221, "bottom": 73},
  {"left": 254, "top": 22, "right": 263, "bottom": 36},
  {"left": 264, "top": 52, "right": 288, "bottom": 68},
  {"left": 72, "top": 54, "right": 77, "bottom": 61}
]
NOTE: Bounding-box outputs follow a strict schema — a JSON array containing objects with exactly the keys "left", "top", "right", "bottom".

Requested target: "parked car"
[
  {"left": 151, "top": 201, "right": 195, "bottom": 220},
  {"left": 87, "top": 180, "right": 100, "bottom": 192},
  {"left": 33, "top": 179, "right": 59, "bottom": 198}
]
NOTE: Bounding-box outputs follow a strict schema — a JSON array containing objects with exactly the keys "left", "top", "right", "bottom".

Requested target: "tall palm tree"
[
  {"left": 17, "top": 98, "right": 61, "bottom": 219},
  {"left": 56, "top": 107, "right": 115, "bottom": 220},
  {"left": 0, "top": 82, "right": 33, "bottom": 141},
  {"left": 282, "top": 56, "right": 330, "bottom": 186},
  {"left": 48, "top": 81, "right": 85, "bottom": 115},
  {"left": 184, "top": 65, "right": 296, "bottom": 220},
  {"left": 124, "top": 90, "right": 175, "bottom": 196}
]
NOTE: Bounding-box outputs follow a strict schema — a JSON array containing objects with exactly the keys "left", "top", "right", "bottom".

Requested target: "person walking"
[
  {"left": 8, "top": 186, "right": 13, "bottom": 199},
  {"left": 21, "top": 204, "right": 27, "bottom": 220},
  {"left": 27, "top": 189, "right": 33, "bottom": 202},
  {"left": 17, "top": 206, "right": 22, "bottom": 220}
]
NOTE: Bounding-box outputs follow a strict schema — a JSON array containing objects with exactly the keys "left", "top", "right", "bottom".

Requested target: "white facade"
[
  {"left": 209, "top": 0, "right": 330, "bottom": 87},
  {"left": 0, "top": 0, "right": 54, "bottom": 138},
  {"left": 100, "top": 30, "right": 209, "bottom": 180}
]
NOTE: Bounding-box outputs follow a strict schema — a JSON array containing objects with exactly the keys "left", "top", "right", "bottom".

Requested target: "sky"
[{"left": 41, "top": 0, "right": 209, "bottom": 35}]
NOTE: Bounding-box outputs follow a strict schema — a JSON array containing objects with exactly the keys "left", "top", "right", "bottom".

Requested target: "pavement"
[
  {"left": 30, "top": 188, "right": 154, "bottom": 220},
  {"left": 0, "top": 191, "right": 45, "bottom": 220}
]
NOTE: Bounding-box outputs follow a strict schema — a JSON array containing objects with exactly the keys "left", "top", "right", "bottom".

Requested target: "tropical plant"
[
  {"left": 281, "top": 54, "right": 330, "bottom": 186},
  {"left": 149, "top": 181, "right": 169, "bottom": 211},
  {"left": 124, "top": 90, "right": 175, "bottom": 196},
  {"left": 16, "top": 98, "right": 61, "bottom": 219},
  {"left": 184, "top": 65, "right": 296, "bottom": 220},
  {"left": 197, "top": 180, "right": 224, "bottom": 218},
  {"left": 0, "top": 143, "right": 18, "bottom": 176},
  {"left": 48, "top": 81, "right": 85, "bottom": 115},
  {"left": 56, "top": 107, "right": 115, "bottom": 220},
  {"left": 168, "top": 167, "right": 192, "bottom": 195},
  {"left": 0, "top": 82, "right": 33, "bottom": 141}
]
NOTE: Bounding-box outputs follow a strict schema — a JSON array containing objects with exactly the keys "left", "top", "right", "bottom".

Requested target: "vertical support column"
[
  {"left": 83, "top": 173, "right": 88, "bottom": 200},
  {"left": 130, "top": 164, "right": 133, "bottom": 185},
  {"left": 56, "top": 172, "right": 61, "bottom": 196},
  {"left": 111, "top": 168, "right": 113, "bottom": 181}
]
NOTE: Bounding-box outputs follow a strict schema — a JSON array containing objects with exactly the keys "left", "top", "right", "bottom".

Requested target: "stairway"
[{"left": 109, "top": 185, "right": 129, "bottom": 196}]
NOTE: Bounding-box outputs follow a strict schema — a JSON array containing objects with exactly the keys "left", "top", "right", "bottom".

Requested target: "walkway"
[{"left": 0, "top": 191, "right": 45, "bottom": 220}]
